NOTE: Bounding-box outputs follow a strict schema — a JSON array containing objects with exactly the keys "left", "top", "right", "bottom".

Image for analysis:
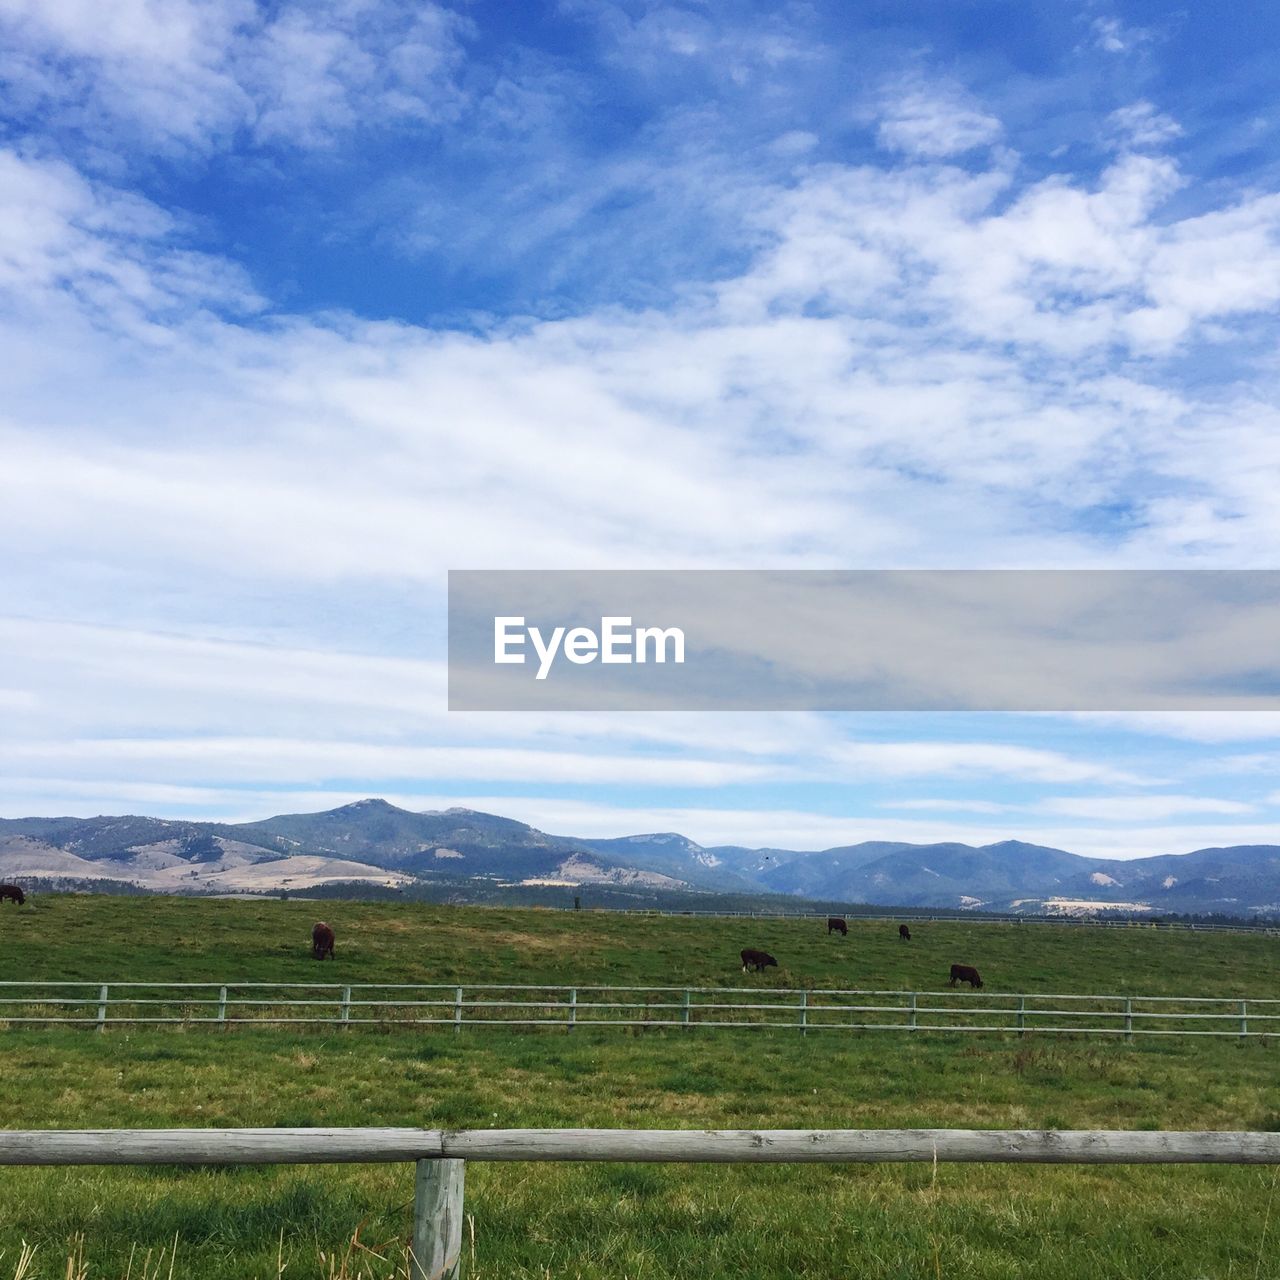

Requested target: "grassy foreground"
[{"left": 0, "top": 896, "right": 1275, "bottom": 1277}]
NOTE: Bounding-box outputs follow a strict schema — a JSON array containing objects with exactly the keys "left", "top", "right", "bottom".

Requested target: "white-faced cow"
[{"left": 740, "top": 948, "right": 777, "bottom": 973}]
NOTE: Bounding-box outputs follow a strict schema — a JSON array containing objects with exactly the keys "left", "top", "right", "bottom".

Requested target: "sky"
[{"left": 4, "top": 0, "right": 1280, "bottom": 859}]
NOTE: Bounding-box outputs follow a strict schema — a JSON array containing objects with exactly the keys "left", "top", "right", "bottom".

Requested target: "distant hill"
[{"left": 0, "top": 800, "right": 1278, "bottom": 918}]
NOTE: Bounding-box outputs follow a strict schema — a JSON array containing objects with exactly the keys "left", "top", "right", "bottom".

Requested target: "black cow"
[
  {"left": 0, "top": 884, "right": 24, "bottom": 905},
  {"left": 311, "top": 921, "right": 335, "bottom": 960},
  {"left": 949, "top": 963, "right": 982, "bottom": 989},
  {"left": 827, "top": 916, "right": 847, "bottom": 936},
  {"left": 740, "top": 948, "right": 777, "bottom": 973},
  {"left": 898, "top": 923, "right": 911, "bottom": 941}
]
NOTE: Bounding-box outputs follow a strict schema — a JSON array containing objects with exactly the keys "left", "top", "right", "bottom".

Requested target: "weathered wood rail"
[
  {"left": 0, "top": 980, "right": 1275, "bottom": 1039},
  {"left": 2, "top": 1127, "right": 1278, "bottom": 1279}
]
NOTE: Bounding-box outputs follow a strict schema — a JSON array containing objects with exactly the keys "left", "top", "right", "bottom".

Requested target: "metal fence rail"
[
  {"left": 2, "top": 1126, "right": 1278, "bottom": 1280},
  {"left": 0, "top": 981, "right": 1275, "bottom": 1038}
]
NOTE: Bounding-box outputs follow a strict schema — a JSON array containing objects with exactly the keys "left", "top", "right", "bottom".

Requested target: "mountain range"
[{"left": 1, "top": 799, "right": 1278, "bottom": 918}]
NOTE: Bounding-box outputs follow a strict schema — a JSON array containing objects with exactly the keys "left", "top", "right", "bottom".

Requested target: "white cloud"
[
  {"left": 1108, "top": 101, "right": 1183, "bottom": 151},
  {"left": 0, "top": 150, "right": 260, "bottom": 329},
  {"left": 826, "top": 742, "right": 1151, "bottom": 786},
  {"left": 0, "top": 0, "right": 469, "bottom": 151},
  {"left": 876, "top": 86, "right": 1002, "bottom": 158},
  {"left": 0, "top": 738, "right": 784, "bottom": 788},
  {"left": 1039, "top": 795, "right": 1258, "bottom": 822},
  {"left": 881, "top": 799, "right": 1015, "bottom": 814},
  {"left": 1091, "top": 17, "right": 1154, "bottom": 55},
  {"left": 576, "top": 1, "right": 811, "bottom": 86},
  {"left": 5, "top": 123, "right": 1280, "bottom": 615},
  {"left": 1070, "top": 713, "right": 1280, "bottom": 743},
  {"left": 4, "top": 63, "right": 1280, "bottom": 845}
]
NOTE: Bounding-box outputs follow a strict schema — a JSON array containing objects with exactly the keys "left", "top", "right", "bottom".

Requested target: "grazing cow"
[
  {"left": 0, "top": 884, "right": 24, "bottom": 905},
  {"left": 740, "top": 948, "right": 778, "bottom": 973},
  {"left": 949, "top": 963, "right": 982, "bottom": 989},
  {"left": 827, "top": 916, "right": 847, "bottom": 936},
  {"left": 898, "top": 923, "right": 911, "bottom": 941},
  {"left": 311, "top": 921, "right": 335, "bottom": 960}
]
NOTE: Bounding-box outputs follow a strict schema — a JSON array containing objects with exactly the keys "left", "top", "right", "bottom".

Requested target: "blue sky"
[{"left": 4, "top": 0, "right": 1280, "bottom": 858}]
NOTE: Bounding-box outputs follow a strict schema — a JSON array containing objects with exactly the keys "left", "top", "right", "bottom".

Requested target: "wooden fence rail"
[
  {"left": 0, "top": 981, "right": 1275, "bottom": 1039},
  {"left": 2, "top": 1126, "right": 1278, "bottom": 1279}
]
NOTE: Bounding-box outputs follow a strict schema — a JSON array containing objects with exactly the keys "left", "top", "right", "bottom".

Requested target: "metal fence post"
[
  {"left": 453, "top": 987, "right": 463, "bottom": 1033},
  {"left": 1017, "top": 996, "right": 1026, "bottom": 1037},
  {"left": 799, "top": 990, "right": 808, "bottom": 1036},
  {"left": 340, "top": 986, "right": 351, "bottom": 1031},
  {"left": 217, "top": 986, "right": 228, "bottom": 1029},
  {"left": 1240, "top": 1000, "right": 1248, "bottom": 1039},
  {"left": 96, "top": 985, "right": 108, "bottom": 1033},
  {"left": 411, "top": 1158, "right": 465, "bottom": 1280},
  {"left": 568, "top": 988, "right": 576, "bottom": 1032},
  {"left": 908, "top": 992, "right": 917, "bottom": 1032},
  {"left": 1124, "top": 998, "right": 1133, "bottom": 1043},
  {"left": 681, "top": 989, "right": 691, "bottom": 1029}
]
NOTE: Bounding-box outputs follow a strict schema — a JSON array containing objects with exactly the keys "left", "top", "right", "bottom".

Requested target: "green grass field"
[
  {"left": 2, "top": 893, "right": 1275, "bottom": 994},
  {"left": 0, "top": 895, "right": 1276, "bottom": 1278}
]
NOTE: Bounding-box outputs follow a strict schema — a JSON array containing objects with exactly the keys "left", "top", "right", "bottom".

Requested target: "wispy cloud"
[
  {"left": 875, "top": 81, "right": 1003, "bottom": 158},
  {"left": 1090, "top": 17, "right": 1155, "bottom": 56},
  {"left": 1107, "top": 101, "right": 1183, "bottom": 151},
  {"left": 0, "top": 0, "right": 470, "bottom": 152},
  {"left": 4, "top": 7, "right": 1280, "bottom": 855},
  {"left": 1038, "top": 794, "right": 1258, "bottom": 821},
  {"left": 826, "top": 742, "right": 1151, "bottom": 786}
]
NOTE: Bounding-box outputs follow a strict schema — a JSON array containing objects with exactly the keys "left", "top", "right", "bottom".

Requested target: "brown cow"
[
  {"left": 827, "top": 916, "right": 847, "bottom": 936},
  {"left": 949, "top": 963, "right": 982, "bottom": 989},
  {"left": 0, "top": 884, "right": 24, "bottom": 905},
  {"left": 311, "top": 921, "right": 335, "bottom": 960},
  {"left": 740, "top": 948, "right": 777, "bottom": 973},
  {"left": 899, "top": 924, "right": 911, "bottom": 941}
]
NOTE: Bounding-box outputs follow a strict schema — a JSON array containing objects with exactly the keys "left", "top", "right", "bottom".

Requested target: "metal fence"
[
  {"left": 3, "top": 1125, "right": 1279, "bottom": 1280},
  {"left": 0, "top": 980, "right": 1275, "bottom": 1038}
]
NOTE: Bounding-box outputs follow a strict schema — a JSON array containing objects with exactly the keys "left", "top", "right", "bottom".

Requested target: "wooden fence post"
[
  {"left": 340, "top": 987, "right": 351, "bottom": 1030},
  {"left": 681, "top": 989, "right": 691, "bottom": 1029},
  {"left": 217, "top": 986, "right": 228, "bottom": 1030},
  {"left": 908, "top": 992, "right": 917, "bottom": 1032},
  {"left": 411, "top": 1158, "right": 465, "bottom": 1280},
  {"left": 1017, "top": 996, "right": 1025, "bottom": 1037},
  {"left": 96, "top": 985, "right": 109, "bottom": 1033},
  {"left": 1124, "top": 998, "right": 1133, "bottom": 1043},
  {"left": 567, "top": 989, "right": 576, "bottom": 1032},
  {"left": 453, "top": 987, "right": 463, "bottom": 1033},
  {"left": 1240, "top": 1000, "right": 1248, "bottom": 1039},
  {"left": 799, "top": 990, "right": 808, "bottom": 1035}
]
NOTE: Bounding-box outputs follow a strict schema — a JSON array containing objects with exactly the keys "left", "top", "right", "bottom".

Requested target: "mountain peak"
[{"left": 329, "top": 798, "right": 402, "bottom": 815}]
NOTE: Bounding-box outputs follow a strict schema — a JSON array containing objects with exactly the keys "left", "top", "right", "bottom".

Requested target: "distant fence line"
[
  {"left": 0, "top": 981, "right": 1275, "bottom": 1039},
  {"left": 3, "top": 1125, "right": 1279, "bottom": 1279}
]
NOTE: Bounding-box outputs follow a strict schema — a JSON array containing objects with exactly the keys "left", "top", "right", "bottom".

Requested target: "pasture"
[
  {"left": 0, "top": 894, "right": 1275, "bottom": 994},
  {"left": 0, "top": 895, "right": 1276, "bottom": 1278}
]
